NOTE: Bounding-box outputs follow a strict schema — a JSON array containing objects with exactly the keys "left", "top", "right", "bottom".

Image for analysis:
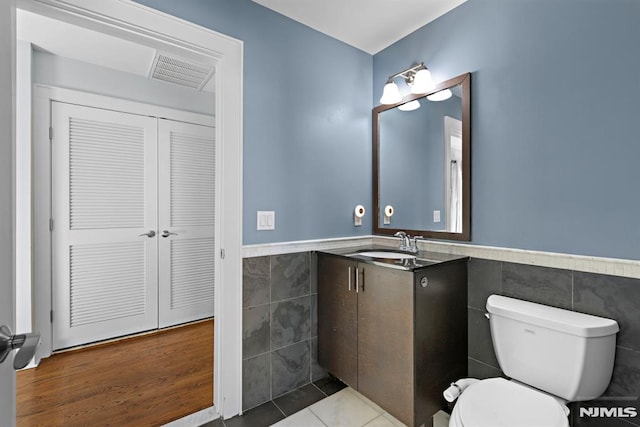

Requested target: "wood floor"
[{"left": 17, "top": 319, "right": 214, "bottom": 427}]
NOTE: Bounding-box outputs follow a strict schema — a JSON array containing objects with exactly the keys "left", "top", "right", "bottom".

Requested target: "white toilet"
[{"left": 445, "top": 294, "right": 619, "bottom": 427}]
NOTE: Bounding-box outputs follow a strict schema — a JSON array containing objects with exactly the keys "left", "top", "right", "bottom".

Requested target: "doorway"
[
  {"left": 20, "top": 14, "right": 218, "bottom": 424},
  {"left": 8, "top": 0, "right": 244, "bottom": 423}
]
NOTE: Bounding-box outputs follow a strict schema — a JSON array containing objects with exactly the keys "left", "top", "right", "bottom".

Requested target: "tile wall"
[
  {"left": 468, "top": 258, "right": 640, "bottom": 427},
  {"left": 242, "top": 252, "right": 326, "bottom": 411}
]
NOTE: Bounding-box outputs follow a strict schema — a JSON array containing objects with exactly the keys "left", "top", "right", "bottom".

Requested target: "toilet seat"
[{"left": 452, "top": 378, "right": 568, "bottom": 427}]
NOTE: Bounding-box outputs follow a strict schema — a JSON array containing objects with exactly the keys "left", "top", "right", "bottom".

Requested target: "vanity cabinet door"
[
  {"left": 357, "top": 264, "right": 415, "bottom": 427},
  {"left": 317, "top": 254, "right": 358, "bottom": 388}
]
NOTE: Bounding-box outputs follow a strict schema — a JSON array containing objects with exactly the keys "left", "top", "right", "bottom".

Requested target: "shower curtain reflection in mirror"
[{"left": 444, "top": 116, "right": 463, "bottom": 233}]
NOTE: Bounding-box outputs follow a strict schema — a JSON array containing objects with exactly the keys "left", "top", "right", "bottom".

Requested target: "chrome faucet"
[
  {"left": 394, "top": 231, "right": 422, "bottom": 253},
  {"left": 394, "top": 231, "right": 410, "bottom": 251}
]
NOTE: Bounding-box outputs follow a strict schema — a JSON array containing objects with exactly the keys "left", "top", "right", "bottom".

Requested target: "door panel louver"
[
  {"left": 53, "top": 102, "right": 158, "bottom": 350},
  {"left": 70, "top": 242, "right": 146, "bottom": 327},
  {"left": 170, "top": 238, "right": 215, "bottom": 309},
  {"left": 159, "top": 119, "right": 215, "bottom": 328},
  {"left": 69, "top": 117, "right": 145, "bottom": 230},
  {"left": 170, "top": 131, "right": 215, "bottom": 227}
]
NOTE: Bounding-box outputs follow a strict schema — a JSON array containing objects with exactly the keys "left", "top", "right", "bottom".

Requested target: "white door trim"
[
  {"left": 1, "top": 0, "right": 17, "bottom": 424},
  {"left": 37, "top": 85, "right": 215, "bottom": 126},
  {"left": 25, "top": 0, "right": 243, "bottom": 419}
]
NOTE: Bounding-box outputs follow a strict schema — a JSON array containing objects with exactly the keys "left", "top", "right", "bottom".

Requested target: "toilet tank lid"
[{"left": 486, "top": 295, "right": 619, "bottom": 338}]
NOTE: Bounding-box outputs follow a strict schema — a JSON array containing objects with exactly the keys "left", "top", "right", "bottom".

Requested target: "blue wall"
[
  {"left": 375, "top": 0, "right": 640, "bottom": 260},
  {"left": 137, "top": 0, "right": 640, "bottom": 260},
  {"left": 134, "top": 0, "right": 373, "bottom": 244}
]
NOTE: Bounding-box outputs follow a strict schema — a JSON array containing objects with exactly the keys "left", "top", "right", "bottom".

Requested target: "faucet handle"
[
  {"left": 411, "top": 235, "right": 423, "bottom": 253},
  {"left": 394, "top": 231, "right": 413, "bottom": 251}
]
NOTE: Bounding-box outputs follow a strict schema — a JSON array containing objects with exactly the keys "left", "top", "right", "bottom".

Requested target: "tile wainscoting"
[
  {"left": 242, "top": 252, "right": 327, "bottom": 411},
  {"left": 243, "top": 236, "right": 640, "bottom": 425}
]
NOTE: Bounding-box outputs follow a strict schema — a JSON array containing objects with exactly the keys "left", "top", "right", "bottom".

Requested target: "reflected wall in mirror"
[{"left": 373, "top": 72, "right": 471, "bottom": 241}]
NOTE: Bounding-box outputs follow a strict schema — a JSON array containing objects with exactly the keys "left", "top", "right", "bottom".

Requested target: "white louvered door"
[
  {"left": 157, "top": 119, "right": 215, "bottom": 328},
  {"left": 51, "top": 102, "right": 158, "bottom": 350}
]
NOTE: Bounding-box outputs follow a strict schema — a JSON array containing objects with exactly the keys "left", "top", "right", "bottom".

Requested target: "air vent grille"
[{"left": 150, "top": 53, "right": 214, "bottom": 90}]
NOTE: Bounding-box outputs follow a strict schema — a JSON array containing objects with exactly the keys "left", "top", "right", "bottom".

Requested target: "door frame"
[
  {"left": 443, "top": 115, "right": 462, "bottom": 233},
  {"left": 21, "top": 0, "right": 243, "bottom": 420},
  {"left": 1, "top": 0, "right": 17, "bottom": 423}
]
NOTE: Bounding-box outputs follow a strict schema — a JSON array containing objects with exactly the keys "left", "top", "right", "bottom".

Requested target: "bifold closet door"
[
  {"left": 157, "top": 119, "right": 215, "bottom": 328},
  {"left": 51, "top": 102, "right": 158, "bottom": 350}
]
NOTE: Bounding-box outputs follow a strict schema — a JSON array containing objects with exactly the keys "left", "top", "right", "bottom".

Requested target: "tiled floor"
[
  {"left": 202, "top": 376, "right": 451, "bottom": 427},
  {"left": 271, "top": 387, "right": 403, "bottom": 427}
]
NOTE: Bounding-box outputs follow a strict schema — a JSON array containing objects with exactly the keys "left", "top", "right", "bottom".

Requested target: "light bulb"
[
  {"left": 410, "top": 68, "right": 435, "bottom": 94},
  {"left": 398, "top": 100, "right": 420, "bottom": 111},
  {"left": 427, "top": 88, "right": 452, "bottom": 101},
  {"left": 380, "top": 81, "right": 402, "bottom": 105}
]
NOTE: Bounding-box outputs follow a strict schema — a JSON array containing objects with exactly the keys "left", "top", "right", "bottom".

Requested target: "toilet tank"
[{"left": 486, "top": 295, "right": 619, "bottom": 401}]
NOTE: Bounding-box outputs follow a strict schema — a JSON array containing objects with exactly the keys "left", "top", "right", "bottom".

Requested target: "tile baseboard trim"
[
  {"left": 242, "top": 236, "right": 374, "bottom": 258},
  {"left": 377, "top": 236, "right": 640, "bottom": 279},
  {"left": 243, "top": 236, "right": 640, "bottom": 279}
]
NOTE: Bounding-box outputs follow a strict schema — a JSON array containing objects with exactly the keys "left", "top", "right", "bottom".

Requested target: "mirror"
[{"left": 373, "top": 72, "right": 471, "bottom": 241}]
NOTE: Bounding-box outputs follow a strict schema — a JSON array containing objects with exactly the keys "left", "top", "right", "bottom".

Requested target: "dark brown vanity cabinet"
[
  {"left": 317, "top": 254, "right": 359, "bottom": 388},
  {"left": 317, "top": 252, "right": 468, "bottom": 427}
]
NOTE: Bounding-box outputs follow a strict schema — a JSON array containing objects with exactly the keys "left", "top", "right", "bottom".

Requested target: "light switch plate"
[
  {"left": 257, "top": 211, "right": 275, "bottom": 230},
  {"left": 433, "top": 210, "right": 441, "bottom": 223}
]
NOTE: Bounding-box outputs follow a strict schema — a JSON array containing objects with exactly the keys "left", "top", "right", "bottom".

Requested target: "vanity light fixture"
[
  {"left": 380, "top": 80, "right": 402, "bottom": 104},
  {"left": 398, "top": 100, "right": 420, "bottom": 111},
  {"left": 379, "top": 62, "right": 435, "bottom": 105},
  {"left": 427, "top": 88, "right": 453, "bottom": 102}
]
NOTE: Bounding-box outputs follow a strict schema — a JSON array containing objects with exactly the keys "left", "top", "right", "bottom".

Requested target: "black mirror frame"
[{"left": 373, "top": 72, "right": 471, "bottom": 241}]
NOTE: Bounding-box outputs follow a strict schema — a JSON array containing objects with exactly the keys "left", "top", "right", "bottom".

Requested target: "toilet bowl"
[{"left": 448, "top": 378, "right": 568, "bottom": 427}]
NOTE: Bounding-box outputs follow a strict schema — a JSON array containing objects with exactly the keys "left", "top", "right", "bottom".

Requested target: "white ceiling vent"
[{"left": 149, "top": 52, "right": 215, "bottom": 91}]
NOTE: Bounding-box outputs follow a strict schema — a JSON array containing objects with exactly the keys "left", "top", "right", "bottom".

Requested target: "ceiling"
[
  {"left": 252, "top": 0, "right": 468, "bottom": 54},
  {"left": 17, "top": 10, "right": 216, "bottom": 93}
]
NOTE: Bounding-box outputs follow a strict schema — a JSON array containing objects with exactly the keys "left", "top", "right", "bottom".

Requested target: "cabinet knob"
[
  {"left": 420, "top": 277, "right": 429, "bottom": 288},
  {"left": 331, "top": 327, "right": 337, "bottom": 332}
]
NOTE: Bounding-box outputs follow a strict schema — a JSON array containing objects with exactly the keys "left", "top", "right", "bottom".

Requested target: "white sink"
[{"left": 355, "top": 251, "right": 416, "bottom": 260}]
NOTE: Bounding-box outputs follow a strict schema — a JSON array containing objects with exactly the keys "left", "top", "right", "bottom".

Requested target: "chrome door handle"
[
  {"left": 138, "top": 230, "right": 156, "bottom": 238},
  {"left": 161, "top": 230, "right": 178, "bottom": 238},
  {"left": 0, "top": 325, "right": 41, "bottom": 369}
]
